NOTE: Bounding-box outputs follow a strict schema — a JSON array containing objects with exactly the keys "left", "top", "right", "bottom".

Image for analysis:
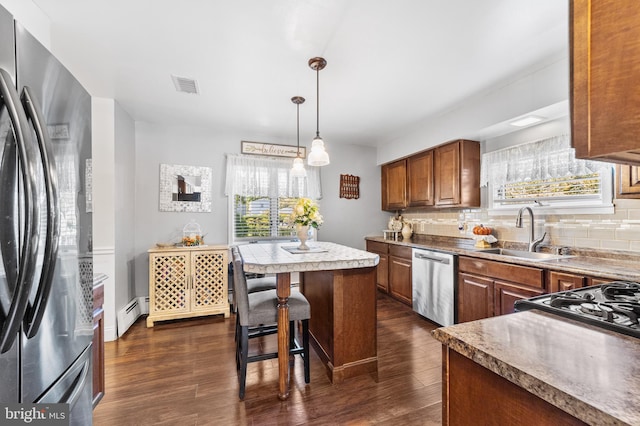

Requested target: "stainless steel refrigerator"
[{"left": 0, "top": 4, "right": 93, "bottom": 425}]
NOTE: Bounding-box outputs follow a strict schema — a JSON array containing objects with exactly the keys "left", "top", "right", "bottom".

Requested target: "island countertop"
[
  {"left": 239, "top": 241, "right": 379, "bottom": 275},
  {"left": 432, "top": 311, "right": 640, "bottom": 425}
]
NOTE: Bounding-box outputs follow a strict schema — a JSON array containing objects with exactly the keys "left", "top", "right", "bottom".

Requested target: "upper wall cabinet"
[
  {"left": 381, "top": 139, "right": 480, "bottom": 211},
  {"left": 407, "top": 150, "right": 434, "bottom": 207},
  {"left": 571, "top": 0, "right": 640, "bottom": 165},
  {"left": 434, "top": 139, "right": 480, "bottom": 207},
  {"left": 381, "top": 159, "right": 408, "bottom": 210}
]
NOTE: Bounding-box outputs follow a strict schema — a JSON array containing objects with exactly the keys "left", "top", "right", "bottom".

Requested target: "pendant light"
[
  {"left": 290, "top": 96, "right": 307, "bottom": 178},
  {"left": 307, "top": 57, "right": 330, "bottom": 166}
]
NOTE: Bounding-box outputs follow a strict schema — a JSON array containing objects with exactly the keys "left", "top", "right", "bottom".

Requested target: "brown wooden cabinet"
[
  {"left": 380, "top": 139, "right": 480, "bottom": 211},
  {"left": 548, "top": 271, "right": 585, "bottom": 293},
  {"left": 434, "top": 139, "right": 480, "bottom": 208},
  {"left": 388, "top": 245, "right": 412, "bottom": 306},
  {"left": 458, "top": 272, "right": 494, "bottom": 322},
  {"left": 92, "top": 282, "right": 105, "bottom": 407},
  {"left": 366, "top": 240, "right": 389, "bottom": 293},
  {"left": 407, "top": 150, "right": 434, "bottom": 207},
  {"left": 571, "top": 0, "right": 640, "bottom": 165},
  {"left": 458, "top": 256, "right": 544, "bottom": 323},
  {"left": 381, "top": 159, "right": 407, "bottom": 210},
  {"left": 367, "top": 241, "right": 412, "bottom": 306},
  {"left": 443, "top": 348, "right": 587, "bottom": 425},
  {"left": 616, "top": 165, "right": 640, "bottom": 198}
]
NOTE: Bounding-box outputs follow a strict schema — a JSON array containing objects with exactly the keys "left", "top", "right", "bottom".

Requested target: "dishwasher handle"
[{"left": 414, "top": 252, "right": 450, "bottom": 265}]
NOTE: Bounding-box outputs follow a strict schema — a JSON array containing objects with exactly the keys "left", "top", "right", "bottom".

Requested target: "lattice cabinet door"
[
  {"left": 147, "top": 245, "right": 229, "bottom": 327},
  {"left": 191, "top": 250, "right": 229, "bottom": 315},
  {"left": 147, "top": 252, "right": 190, "bottom": 326}
]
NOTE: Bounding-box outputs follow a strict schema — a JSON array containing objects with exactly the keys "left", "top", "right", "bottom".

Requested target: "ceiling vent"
[{"left": 171, "top": 75, "right": 199, "bottom": 94}]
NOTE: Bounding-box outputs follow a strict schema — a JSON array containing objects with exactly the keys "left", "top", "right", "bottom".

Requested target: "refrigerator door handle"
[
  {"left": 21, "top": 86, "right": 60, "bottom": 338},
  {"left": 0, "top": 68, "right": 39, "bottom": 354},
  {"left": 60, "top": 354, "right": 90, "bottom": 409}
]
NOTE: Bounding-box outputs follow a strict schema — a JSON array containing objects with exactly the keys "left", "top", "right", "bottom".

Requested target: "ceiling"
[{"left": 30, "top": 0, "right": 569, "bottom": 147}]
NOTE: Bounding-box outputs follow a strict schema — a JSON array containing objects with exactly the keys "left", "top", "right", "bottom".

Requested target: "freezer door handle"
[
  {"left": 21, "top": 86, "right": 61, "bottom": 338},
  {"left": 0, "top": 68, "right": 40, "bottom": 354},
  {"left": 414, "top": 252, "right": 450, "bottom": 264}
]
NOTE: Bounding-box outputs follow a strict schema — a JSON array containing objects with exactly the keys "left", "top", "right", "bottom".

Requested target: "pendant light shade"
[
  {"left": 308, "top": 57, "right": 330, "bottom": 166},
  {"left": 290, "top": 96, "right": 307, "bottom": 178}
]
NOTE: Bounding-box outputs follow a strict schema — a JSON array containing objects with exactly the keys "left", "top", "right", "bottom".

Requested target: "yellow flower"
[{"left": 288, "top": 197, "right": 323, "bottom": 229}]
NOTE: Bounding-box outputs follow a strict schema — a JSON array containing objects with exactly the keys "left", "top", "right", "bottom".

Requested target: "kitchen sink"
[{"left": 482, "top": 248, "right": 573, "bottom": 261}]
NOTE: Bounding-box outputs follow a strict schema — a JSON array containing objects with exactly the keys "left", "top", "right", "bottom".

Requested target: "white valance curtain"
[
  {"left": 480, "top": 134, "right": 612, "bottom": 188},
  {"left": 224, "top": 154, "right": 322, "bottom": 199}
]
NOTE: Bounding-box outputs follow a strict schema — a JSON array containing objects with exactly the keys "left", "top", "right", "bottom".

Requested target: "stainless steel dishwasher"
[{"left": 412, "top": 248, "right": 456, "bottom": 326}]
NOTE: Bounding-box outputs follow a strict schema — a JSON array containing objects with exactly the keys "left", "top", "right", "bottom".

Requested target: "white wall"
[
  {"left": 114, "top": 101, "right": 136, "bottom": 317},
  {"left": 133, "top": 123, "right": 387, "bottom": 296},
  {"left": 92, "top": 98, "right": 116, "bottom": 341},
  {"left": 377, "top": 55, "right": 569, "bottom": 165}
]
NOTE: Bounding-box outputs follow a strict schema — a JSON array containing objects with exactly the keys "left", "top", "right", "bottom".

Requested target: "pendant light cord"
[
  {"left": 316, "top": 67, "right": 320, "bottom": 138},
  {"left": 297, "top": 102, "right": 301, "bottom": 156}
]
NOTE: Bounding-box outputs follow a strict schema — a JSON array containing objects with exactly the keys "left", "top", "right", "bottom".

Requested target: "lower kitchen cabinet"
[
  {"left": 458, "top": 256, "right": 544, "bottom": 322},
  {"left": 366, "top": 241, "right": 412, "bottom": 306},
  {"left": 548, "top": 271, "right": 586, "bottom": 293},
  {"left": 443, "top": 348, "right": 587, "bottom": 425},
  {"left": 389, "top": 245, "right": 412, "bottom": 306},
  {"left": 494, "top": 280, "right": 544, "bottom": 316},
  {"left": 147, "top": 245, "right": 230, "bottom": 327},
  {"left": 366, "top": 240, "right": 389, "bottom": 293},
  {"left": 458, "top": 273, "right": 494, "bottom": 322},
  {"left": 92, "top": 281, "right": 105, "bottom": 407}
]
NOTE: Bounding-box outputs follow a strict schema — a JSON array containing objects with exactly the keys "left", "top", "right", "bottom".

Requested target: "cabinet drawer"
[
  {"left": 459, "top": 256, "right": 544, "bottom": 289},
  {"left": 366, "top": 240, "right": 389, "bottom": 254},
  {"left": 389, "top": 244, "right": 412, "bottom": 259}
]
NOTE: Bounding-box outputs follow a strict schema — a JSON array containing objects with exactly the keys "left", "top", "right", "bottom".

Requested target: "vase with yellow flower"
[{"left": 288, "top": 198, "right": 323, "bottom": 250}]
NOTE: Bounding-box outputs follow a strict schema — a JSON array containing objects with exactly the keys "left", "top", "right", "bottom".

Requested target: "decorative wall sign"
[
  {"left": 340, "top": 174, "right": 360, "bottom": 199},
  {"left": 159, "top": 164, "right": 212, "bottom": 212},
  {"left": 241, "top": 141, "right": 306, "bottom": 159}
]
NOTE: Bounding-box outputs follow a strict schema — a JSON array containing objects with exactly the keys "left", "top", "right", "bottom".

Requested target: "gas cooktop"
[{"left": 514, "top": 281, "right": 640, "bottom": 338}]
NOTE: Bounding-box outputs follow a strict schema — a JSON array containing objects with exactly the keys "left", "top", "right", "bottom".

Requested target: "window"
[
  {"left": 225, "top": 154, "right": 322, "bottom": 243},
  {"left": 481, "top": 135, "right": 614, "bottom": 214}
]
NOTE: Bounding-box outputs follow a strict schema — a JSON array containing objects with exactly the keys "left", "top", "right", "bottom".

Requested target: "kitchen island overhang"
[{"left": 238, "top": 241, "right": 380, "bottom": 399}]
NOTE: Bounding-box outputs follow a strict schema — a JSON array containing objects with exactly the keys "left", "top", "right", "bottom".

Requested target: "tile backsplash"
[{"left": 401, "top": 199, "right": 640, "bottom": 253}]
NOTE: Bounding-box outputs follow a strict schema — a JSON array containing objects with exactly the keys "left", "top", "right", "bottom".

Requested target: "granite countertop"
[
  {"left": 432, "top": 310, "right": 640, "bottom": 425},
  {"left": 365, "top": 235, "right": 640, "bottom": 282},
  {"left": 238, "top": 241, "right": 379, "bottom": 274}
]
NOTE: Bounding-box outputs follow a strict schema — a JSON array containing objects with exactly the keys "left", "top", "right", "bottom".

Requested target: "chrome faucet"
[{"left": 515, "top": 207, "right": 546, "bottom": 252}]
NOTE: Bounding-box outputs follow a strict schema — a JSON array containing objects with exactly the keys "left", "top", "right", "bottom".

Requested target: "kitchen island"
[
  {"left": 238, "top": 241, "right": 379, "bottom": 400},
  {"left": 432, "top": 310, "right": 640, "bottom": 425}
]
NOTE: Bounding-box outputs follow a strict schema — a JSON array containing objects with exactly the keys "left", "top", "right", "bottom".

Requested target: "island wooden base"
[
  {"left": 443, "top": 348, "right": 586, "bottom": 426},
  {"left": 300, "top": 267, "right": 378, "bottom": 384}
]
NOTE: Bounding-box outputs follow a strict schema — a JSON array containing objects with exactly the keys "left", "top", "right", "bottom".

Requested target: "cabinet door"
[
  {"left": 191, "top": 250, "right": 228, "bottom": 312},
  {"left": 494, "top": 280, "right": 545, "bottom": 316},
  {"left": 617, "top": 165, "right": 640, "bottom": 198},
  {"left": 434, "top": 141, "right": 461, "bottom": 206},
  {"left": 149, "top": 252, "right": 190, "bottom": 314},
  {"left": 382, "top": 159, "right": 407, "bottom": 210},
  {"left": 548, "top": 271, "right": 585, "bottom": 293},
  {"left": 376, "top": 253, "right": 389, "bottom": 293},
  {"left": 571, "top": 0, "right": 640, "bottom": 164},
  {"left": 458, "top": 273, "right": 494, "bottom": 323},
  {"left": 389, "top": 255, "right": 412, "bottom": 306},
  {"left": 407, "top": 150, "right": 434, "bottom": 207}
]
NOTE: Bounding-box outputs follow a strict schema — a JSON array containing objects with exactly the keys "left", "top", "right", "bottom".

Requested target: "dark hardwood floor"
[{"left": 93, "top": 292, "right": 443, "bottom": 425}]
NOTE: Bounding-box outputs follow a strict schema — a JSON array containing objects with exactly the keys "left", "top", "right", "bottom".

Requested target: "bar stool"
[{"left": 231, "top": 249, "right": 310, "bottom": 400}]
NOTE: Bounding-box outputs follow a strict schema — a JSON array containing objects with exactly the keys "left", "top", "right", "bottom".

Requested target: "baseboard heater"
[{"left": 117, "top": 296, "right": 149, "bottom": 337}]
